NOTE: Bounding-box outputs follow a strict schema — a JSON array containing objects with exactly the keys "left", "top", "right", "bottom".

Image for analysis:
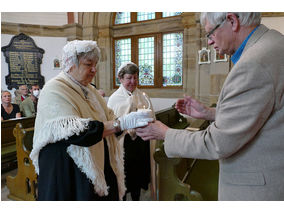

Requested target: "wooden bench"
[
  {"left": 6, "top": 123, "right": 37, "bottom": 201},
  {"left": 1, "top": 117, "right": 35, "bottom": 172},
  {"left": 154, "top": 106, "right": 219, "bottom": 201}
]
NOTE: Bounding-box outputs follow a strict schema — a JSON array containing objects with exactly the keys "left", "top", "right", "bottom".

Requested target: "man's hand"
[
  {"left": 136, "top": 120, "right": 169, "bottom": 141},
  {"left": 175, "top": 95, "right": 215, "bottom": 121}
]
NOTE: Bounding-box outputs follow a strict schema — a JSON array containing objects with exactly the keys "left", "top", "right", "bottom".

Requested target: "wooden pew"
[
  {"left": 154, "top": 106, "right": 219, "bottom": 201},
  {"left": 154, "top": 107, "right": 202, "bottom": 200},
  {"left": 1, "top": 117, "right": 35, "bottom": 172},
  {"left": 177, "top": 119, "right": 219, "bottom": 201},
  {"left": 6, "top": 123, "right": 37, "bottom": 201}
]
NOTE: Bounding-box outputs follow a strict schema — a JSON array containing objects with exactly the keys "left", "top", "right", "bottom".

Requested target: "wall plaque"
[{"left": 1, "top": 33, "right": 45, "bottom": 90}]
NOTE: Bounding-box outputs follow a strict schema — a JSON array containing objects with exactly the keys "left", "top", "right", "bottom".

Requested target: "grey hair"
[
  {"left": 76, "top": 50, "right": 100, "bottom": 67},
  {"left": 18, "top": 85, "right": 28, "bottom": 89},
  {"left": 200, "top": 12, "right": 261, "bottom": 27},
  {"left": 118, "top": 62, "right": 139, "bottom": 79}
]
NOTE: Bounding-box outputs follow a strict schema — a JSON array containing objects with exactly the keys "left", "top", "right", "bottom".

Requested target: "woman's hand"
[
  {"left": 118, "top": 111, "right": 153, "bottom": 130},
  {"left": 175, "top": 95, "right": 215, "bottom": 121},
  {"left": 16, "top": 112, "right": 21, "bottom": 119}
]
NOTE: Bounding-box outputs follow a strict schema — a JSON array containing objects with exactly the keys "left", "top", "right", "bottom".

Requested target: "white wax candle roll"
[{"left": 137, "top": 108, "right": 153, "bottom": 118}]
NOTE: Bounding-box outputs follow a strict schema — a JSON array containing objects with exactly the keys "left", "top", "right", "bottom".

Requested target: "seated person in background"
[
  {"left": 1, "top": 90, "right": 21, "bottom": 120},
  {"left": 13, "top": 84, "right": 29, "bottom": 105},
  {"left": 20, "top": 84, "right": 40, "bottom": 117},
  {"left": 107, "top": 62, "right": 155, "bottom": 201}
]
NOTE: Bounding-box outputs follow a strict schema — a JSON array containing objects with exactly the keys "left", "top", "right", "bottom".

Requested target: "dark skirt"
[
  {"left": 37, "top": 121, "right": 119, "bottom": 201},
  {"left": 123, "top": 134, "right": 151, "bottom": 192}
]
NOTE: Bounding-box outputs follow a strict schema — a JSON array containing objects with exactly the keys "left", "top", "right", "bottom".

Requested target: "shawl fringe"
[
  {"left": 30, "top": 116, "right": 110, "bottom": 196},
  {"left": 67, "top": 145, "right": 108, "bottom": 196}
]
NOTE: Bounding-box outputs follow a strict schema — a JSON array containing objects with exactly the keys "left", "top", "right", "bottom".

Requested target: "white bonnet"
[
  {"left": 117, "top": 62, "right": 137, "bottom": 76},
  {"left": 61, "top": 40, "right": 101, "bottom": 72}
]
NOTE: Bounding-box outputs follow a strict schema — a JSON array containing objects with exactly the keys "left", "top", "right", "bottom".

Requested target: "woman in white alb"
[{"left": 108, "top": 62, "right": 156, "bottom": 200}]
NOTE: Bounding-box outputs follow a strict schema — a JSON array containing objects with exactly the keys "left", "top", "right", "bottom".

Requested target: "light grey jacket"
[{"left": 164, "top": 25, "right": 284, "bottom": 200}]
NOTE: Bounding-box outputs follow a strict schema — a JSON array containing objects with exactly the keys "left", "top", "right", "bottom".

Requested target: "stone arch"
[{"left": 79, "top": 12, "right": 113, "bottom": 93}]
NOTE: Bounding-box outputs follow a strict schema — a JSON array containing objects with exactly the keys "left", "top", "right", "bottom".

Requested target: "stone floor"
[
  {"left": 1, "top": 168, "right": 17, "bottom": 201},
  {"left": 1, "top": 168, "right": 151, "bottom": 201}
]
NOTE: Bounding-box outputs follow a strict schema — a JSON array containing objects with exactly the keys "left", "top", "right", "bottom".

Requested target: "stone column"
[
  {"left": 64, "top": 23, "right": 83, "bottom": 41},
  {"left": 181, "top": 12, "right": 199, "bottom": 98},
  {"left": 96, "top": 13, "right": 113, "bottom": 96},
  {"left": 81, "top": 12, "right": 99, "bottom": 40}
]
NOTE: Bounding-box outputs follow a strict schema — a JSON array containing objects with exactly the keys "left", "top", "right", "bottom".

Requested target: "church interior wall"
[
  {"left": 1, "top": 34, "right": 67, "bottom": 96},
  {"left": 1, "top": 12, "right": 284, "bottom": 112},
  {"left": 1, "top": 12, "right": 69, "bottom": 26},
  {"left": 261, "top": 16, "right": 284, "bottom": 34}
]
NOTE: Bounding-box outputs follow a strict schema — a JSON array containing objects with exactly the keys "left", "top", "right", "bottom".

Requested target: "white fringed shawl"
[{"left": 30, "top": 72, "right": 126, "bottom": 200}]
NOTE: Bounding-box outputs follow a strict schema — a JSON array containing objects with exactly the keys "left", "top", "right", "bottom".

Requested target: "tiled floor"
[{"left": 1, "top": 169, "right": 151, "bottom": 201}]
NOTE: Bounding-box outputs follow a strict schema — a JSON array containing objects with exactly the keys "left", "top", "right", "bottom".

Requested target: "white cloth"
[
  {"left": 118, "top": 111, "right": 153, "bottom": 131},
  {"left": 61, "top": 40, "right": 100, "bottom": 72}
]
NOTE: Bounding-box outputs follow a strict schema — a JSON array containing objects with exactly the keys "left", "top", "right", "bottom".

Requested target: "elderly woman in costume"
[
  {"left": 107, "top": 62, "right": 155, "bottom": 201},
  {"left": 30, "top": 41, "right": 153, "bottom": 201}
]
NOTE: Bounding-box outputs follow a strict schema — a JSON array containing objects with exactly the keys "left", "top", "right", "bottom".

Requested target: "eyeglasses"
[{"left": 206, "top": 18, "right": 226, "bottom": 41}]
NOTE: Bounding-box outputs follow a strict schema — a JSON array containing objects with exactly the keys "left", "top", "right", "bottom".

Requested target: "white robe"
[{"left": 107, "top": 84, "right": 157, "bottom": 199}]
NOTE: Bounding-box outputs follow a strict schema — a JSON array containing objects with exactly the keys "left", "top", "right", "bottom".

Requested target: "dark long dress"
[
  {"left": 123, "top": 134, "right": 150, "bottom": 200},
  {"left": 1, "top": 104, "right": 20, "bottom": 120},
  {"left": 37, "top": 121, "right": 119, "bottom": 201}
]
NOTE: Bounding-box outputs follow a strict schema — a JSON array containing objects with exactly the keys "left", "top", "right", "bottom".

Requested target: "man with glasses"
[{"left": 137, "top": 12, "right": 284, "bottom": 200}]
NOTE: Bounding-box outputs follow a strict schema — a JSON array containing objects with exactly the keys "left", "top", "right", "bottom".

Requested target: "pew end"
[
  {"left": 154, "top": 144, "right": 202, "bottom": 201},
  {"left": 6, "top": 123, "right": 37, "bottom": 201}
]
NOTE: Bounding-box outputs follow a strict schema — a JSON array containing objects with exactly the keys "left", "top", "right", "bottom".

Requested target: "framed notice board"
[{"left": 1, "top": 33, "right": 45, "bottom": 90}]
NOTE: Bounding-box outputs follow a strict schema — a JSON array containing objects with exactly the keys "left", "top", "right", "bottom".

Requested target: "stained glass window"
[
  {"left": 137, "top": 12, "right": 155, "bottom": 21},
  {"left": 114, "top": 38, "right": 131, "bottom": 85},
  {"left": 162, "top": 12, "right": 182, "bottom": 17},
  {"left": 162, "top": 33, "right": 183, "bottom": 86},
  {"left": 113, "top": 12, "right": 184, "bottom": 88},
  {"left": 115, "top": 12, "right": 131, "bottom": 24},
  {"left": 138, "top": 37, "right": 155, "bottom": 86}
]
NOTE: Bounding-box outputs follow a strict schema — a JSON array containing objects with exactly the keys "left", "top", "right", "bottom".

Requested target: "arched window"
[
  {"left": 113, "top": 12, "right": 183, "bottom": 88},
  {"left": 115, "top": 12, "right": 131, "bottom": 24}
]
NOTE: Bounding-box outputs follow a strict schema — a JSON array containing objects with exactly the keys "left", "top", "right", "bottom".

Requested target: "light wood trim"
[{"left": 261, "top": 12, "right": 284, "bottom": 17}]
